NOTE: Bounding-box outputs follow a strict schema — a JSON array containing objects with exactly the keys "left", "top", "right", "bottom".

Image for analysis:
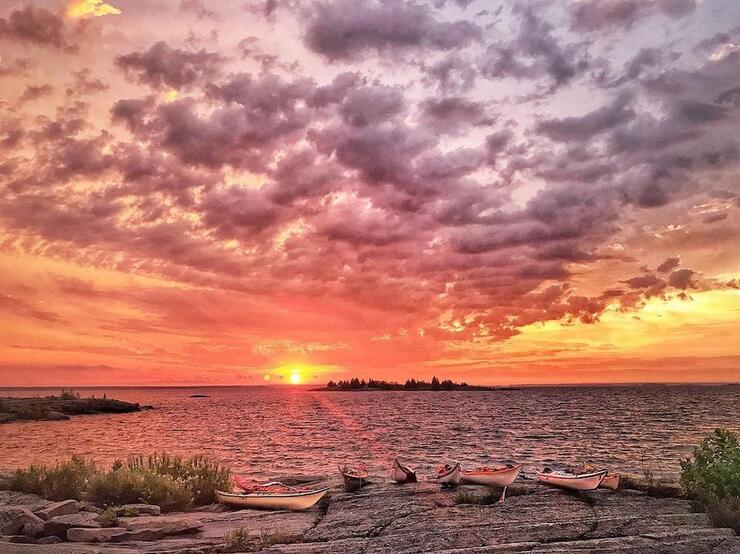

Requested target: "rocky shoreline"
[
  {"left": 0, "top": 397, "right": 147, "bottom": 424},
  {"left": 1, "top": 475, "right": 738, "bottom": 553}
]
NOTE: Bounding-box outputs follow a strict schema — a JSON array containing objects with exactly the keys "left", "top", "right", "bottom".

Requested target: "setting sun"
[{"left": 289, "top": 370, "right": 302, "bottom": 385}]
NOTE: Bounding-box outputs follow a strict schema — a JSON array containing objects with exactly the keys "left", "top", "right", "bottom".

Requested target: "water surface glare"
[{"left": 1, "top": 385, "right": 738, "bottom": 480}]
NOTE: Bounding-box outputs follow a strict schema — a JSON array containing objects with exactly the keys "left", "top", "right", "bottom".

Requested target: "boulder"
[
  {"left": 0, "top": 491, "right": 51, "bottom": 513},
  {"left": 113, "top": 503, "right": 161, "bottom": 516},
  {"left": 41, "top": 512, "right": 101, "bottom": 537},
  {"left": 21, "top": 519, "right": 46, "bottom": 539},
  {"left": 113, "top": 517, "right": 203, "bottom": 541},
  {"left": 67, "top": 526, "right": 128, "bottom": 543},
  {"left": 0, "top": 506, "right": 44, "bottom": 535},
  {"left": 34, "top": 499, "right": 79, "bottom": 520}
]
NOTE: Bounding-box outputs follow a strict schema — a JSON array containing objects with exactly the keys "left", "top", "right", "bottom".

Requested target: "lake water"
[{"left": 1, "top": 385, "right": 739, "bottom": 480}]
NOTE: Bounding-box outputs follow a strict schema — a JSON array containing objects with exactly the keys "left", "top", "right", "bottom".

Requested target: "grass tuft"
[
  {"left": 223, "top": 526, "right": 254, "bottom": 552},
  {"left": 707, "top": 498, "right": 740, "bottom": 533}
]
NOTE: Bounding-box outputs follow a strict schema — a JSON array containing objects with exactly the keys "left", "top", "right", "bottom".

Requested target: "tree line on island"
[{"left": 321, "top": 377, "right": 503, "bottom": 391}]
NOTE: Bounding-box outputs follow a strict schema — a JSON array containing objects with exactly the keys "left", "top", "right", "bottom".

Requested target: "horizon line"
[{"left": 1, "top": 381, "right": 739, "bottom": 390}]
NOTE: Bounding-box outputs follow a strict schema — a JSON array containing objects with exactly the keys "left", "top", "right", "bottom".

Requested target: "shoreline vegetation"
[
  {"left": 0, "top": 430, "right": 737, "bottom": 551},
  {"left": 0, "top": 389, "right": 147, "bottom": 424},
  {"left": 315, "top": 377, "right": 517, "bottom": 391}
]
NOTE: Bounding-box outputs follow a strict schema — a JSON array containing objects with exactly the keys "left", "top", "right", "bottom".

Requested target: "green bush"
[
  {"left": 681, "top": 428, "right": 740, "bottom": 506},
  {"left": 1, "top": 465, "right": 46, "bottom": 497},
  {"left": 1, "top": 453, "right": 229, "bottom": 511},
  {"left": 87, "top": 468, "right": 191, "bottom": 512},
  {"left": 1, "top": 456, "right": 97, "bottom": 500},
  {"left": 681, "top": 428, "right": 740, "bottom": 532},
  {"left": 126, "top": 453, "right": 230, "bottom": 506},
  {"left": 98, "top": 507, "right": 119, "bottom": 528}
]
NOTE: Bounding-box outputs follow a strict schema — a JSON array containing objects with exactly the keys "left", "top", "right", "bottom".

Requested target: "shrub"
[
  {"left": 98, "top": 508, "right": 119, "bottom": 528},
  {"left": 223, "top": 526, "right": 254, "bottom": 552},
  {"left": 2, "top": 452, "right": 229, "bottom": 512},
  {"left": 87, "top": 468, "right": 191, "bottom": 512},
  {"left": 2, "top": 456, "right": 98, "bottom": 500},
  {"left": 681, "top": 428, "right": 740, "bottom": 506},
  {"left": 58, "top": 389, "right": 80, "bottom": 400},
  {"left": 2, "top": 465, "right": 46, "bottom": 497},
  {"left": 126, "top": 453, "right": 230, "bottom": 506},
  {"left": 681, "top": 428, "right": 740, "bottom": 532}
]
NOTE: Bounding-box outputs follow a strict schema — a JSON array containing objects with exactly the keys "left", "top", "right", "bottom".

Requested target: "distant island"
[
  {"left": 0, "top": 389, "right": 148, "bottom": 424},
  {"left": 315, "top": 377, "right": 512, "bottom": 391}
]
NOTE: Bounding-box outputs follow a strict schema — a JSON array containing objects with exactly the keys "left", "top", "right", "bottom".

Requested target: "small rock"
[
  {"left": 42, "top": 511, "right": 101, "bottom": 537},
  {"left": 78, "top": 501, "right": 103, "bottom": 514},
  {"left": 67, "top": 526, "right": 128, "bottom": 542},
  {"left": 113, "top": 503, "right": 161, "bottom": 516},
  {"left": 0, "top": 506, "right": 44, "bottom": 535},
  {"left": 34, "top": 499, "right": 79, "bottom": 520}
]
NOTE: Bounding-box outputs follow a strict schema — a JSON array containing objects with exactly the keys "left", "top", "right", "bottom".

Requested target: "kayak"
[
  {"left": 600, "top": 473, "right": 621, "bottom": 490},
  {"left": 536, "top": 468, "right": 607, "bottom": 491},
  {"left": 461, "top": 463, "right": 522, "bottom": 487},
  {"left": 390, "top": 458, "right": 417, "bottom": 483},
  {"left": 340, "top": 464, "right": 369, "bottom": 492},
  {"left": 216, "top": 487, "right": 329, "bottom": 511},
  {"left": 436, "top": 462, "right": 461, "bottom": 486},
  {"left": 583, "top": 463, "right": 621, "bottom": 490}
]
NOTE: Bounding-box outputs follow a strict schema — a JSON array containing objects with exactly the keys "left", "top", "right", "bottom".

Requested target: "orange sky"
[{"left": 0, "top": 0, "right": 738, "bottom": 386}]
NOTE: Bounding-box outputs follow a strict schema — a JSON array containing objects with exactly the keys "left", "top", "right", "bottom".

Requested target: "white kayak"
[
  {"left": 216, "top": 487, "right": 329, "bottom": 511},
  {"left": 536, "top": 469, "right": 607, "bottom": 491},
  {"left": 436, "top": 462, "right": 461, "bottom": 486},
  {"left": 461, "top": 463, "right": 523, "bottom": 487},
  {"left": 390, "top": 458, "right": 417, "bottom": 483},
  {"left": 582, "top": 463, "right": 621, "bottom": 491}
]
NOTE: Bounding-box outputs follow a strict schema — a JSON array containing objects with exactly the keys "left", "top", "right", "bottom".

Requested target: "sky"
[{"left": 0, "top": 0, "right": 738, "bottom": 387}]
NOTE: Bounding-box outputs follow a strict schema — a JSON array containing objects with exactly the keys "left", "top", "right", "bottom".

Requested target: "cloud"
[
  {"left": 0, "top": 6, "right": 74, "bottom": 51},
  {"left": 1, "top": 0, "right": 738, "bottom": 386},
  {"left": 537, "top": 93, "right": 635, "bottom": 142},
  {"left": 669, "top": 268, "right": 696, "bottom": 289},
  {"left": 479, "top": 7, "right": 587, "bottom": 92},
  {"left": 420, "top": 96, "right": 494, "bottom": 134},
  {"left": 19, "top": 83, "right": 54, "bottom": 102},
  {"left": 304, "top": 0, "right": 481, "bottom": 60},
  {"left": 656, "top": 256, "right": 680, "bottom": 272},
  {"left": 116, "top": 41, "right": 223, "bottom": 90},
  {"left": 65, "top": 0, "right": 121, "bottom": 19},
  {"left": 569, "top": 0, "right": 696, "bottom": 33}
]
